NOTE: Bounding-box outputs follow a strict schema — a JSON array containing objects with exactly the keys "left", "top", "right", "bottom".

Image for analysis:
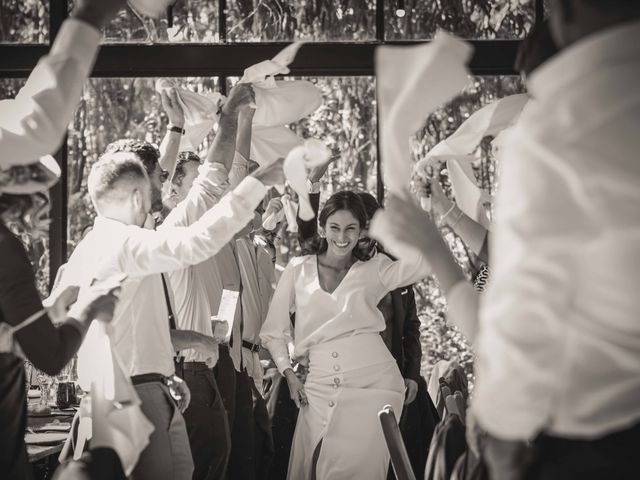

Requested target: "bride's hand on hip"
[{"left": 284, "top": 368, "right": 308, "bottom": 408}]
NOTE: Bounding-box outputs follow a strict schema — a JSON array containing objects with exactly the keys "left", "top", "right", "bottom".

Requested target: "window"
[
  {"left": 227, "top": 0, "right": 376, "bottom": 42},
  {"left": 0, "top": 1, "right": 49, "bottom": 43},
  {"left": 1, "top": 0, "right": 545, "bottom": 382}
]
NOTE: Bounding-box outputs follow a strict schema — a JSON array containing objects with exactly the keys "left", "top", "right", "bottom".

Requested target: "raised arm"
[
  {"left": 0, "top": 0, "right": 125, "bottom": 168},
  {"left": 121, "top": 160, "right": 284, "bottom": 277},
  {"left": 430, "top": 179, "right": 489, "bottom": 263},
  {"left": 158, "top": 87, "right": 185, "bottom": 174}
]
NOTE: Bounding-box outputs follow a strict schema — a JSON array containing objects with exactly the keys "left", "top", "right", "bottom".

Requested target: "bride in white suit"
[{"left": 260, "top": 191, "right": 430, "bottom": 479}]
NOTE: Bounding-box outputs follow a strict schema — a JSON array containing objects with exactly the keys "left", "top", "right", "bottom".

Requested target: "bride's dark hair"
[{"left": 316, "top": 191, "right": 371, "bottom": 261}]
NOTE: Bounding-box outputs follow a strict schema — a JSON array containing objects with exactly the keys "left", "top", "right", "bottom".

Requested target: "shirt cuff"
[
  {"left": 51, "top": 18, "right": 102, "bottom": 64},
  {"left": 234, "top": 176, "right": 267, "bottom": 206}
]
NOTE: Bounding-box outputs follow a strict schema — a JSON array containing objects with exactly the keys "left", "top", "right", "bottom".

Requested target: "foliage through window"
[
  {"left": 227, "top": 0, "right": 376, "bottom": 42},
  {"left": 386, "top": 0, "right": 535, "bottom": 40},
  {"left": 0, "top": 0, "right": 49, "bottom": 43}
]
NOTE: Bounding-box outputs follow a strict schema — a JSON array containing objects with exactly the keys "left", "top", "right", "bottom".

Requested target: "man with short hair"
[
  {"left": 103, "top": 139, "right": 168, "bottom": 215},
  {"left": 157, "top": 82, "right": 258, "bottom": 480},
  {"left": 56, "top": 133, "right": 283, "bottom": 479}
]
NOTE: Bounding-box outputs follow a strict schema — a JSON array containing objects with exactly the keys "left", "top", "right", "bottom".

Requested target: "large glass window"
[
  {"left": 67, "top": 76, "right": 221, "bottom": 252},
  {"left": 68, "top": 0, "right": 219, "bottom": 43},
  {"left": 226, "top": 0, "right": 376, "bottom": 42},
  {"left": 386, "top": 0, "right": 535, "bottom": 40},
  {"left": 0, "top": 1, "right": 49, "bottom": 43}
]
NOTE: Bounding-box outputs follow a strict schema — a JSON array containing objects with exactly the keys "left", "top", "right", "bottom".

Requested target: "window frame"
[{"left": 0, "top": 0, "right": 545, "bottom": 289}]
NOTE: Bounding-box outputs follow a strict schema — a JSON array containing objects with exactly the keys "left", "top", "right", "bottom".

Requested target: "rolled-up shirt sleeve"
[
  {"left": 162, "top": 162, "right": 230, "bottom": 227},
  {"left": 0, "top": 18, "right": 101, "bottom": 167},
  {"left": 119, "top": 176, "right": 267, "bottom": 277},
  {"left": 261, "top": 260, "right": 296, "bottom": 375}
]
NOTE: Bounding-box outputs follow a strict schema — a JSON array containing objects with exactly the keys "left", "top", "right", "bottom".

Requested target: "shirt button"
[
  {"left": 329, "top": 401, "right": 335, "bottom": 407},
  {"left": 331, "top": 352, "right": 339, "bottom": 358},
  {"left": 333, "top": 365, "right": 341, "bottom": 372},
  {"left": 333, "top": 384, "right": 338, "bottom": 389}
]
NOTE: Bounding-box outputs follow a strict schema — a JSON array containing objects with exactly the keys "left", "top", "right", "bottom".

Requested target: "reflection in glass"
[
  {"left": 226, "top": 0, "right": 376, "bottom": 42},
  {"left": 385, "top": 0, "right": 535, "bottom": 40},
  {"left": 0, "top": 1, "right": 49, "bottom": 43},
  {"left": 67, "top": 77, "right": 220, "bottom": 252},
  {"left": 0, "top": 79, "right": 51, "bottom": 297},
  {"left": 68, "top": 0, "right": 218, "bottom": 43}
]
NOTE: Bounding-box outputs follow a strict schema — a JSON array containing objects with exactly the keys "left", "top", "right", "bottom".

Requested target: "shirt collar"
[{"left": 528, "top": 19, "right": 640, "bottom": 101}]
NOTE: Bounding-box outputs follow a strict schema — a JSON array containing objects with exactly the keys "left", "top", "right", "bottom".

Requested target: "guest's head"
[
  {"left": 88, "top": 152, "right": 151, "bottom": 227},
  {"left": 167, "top": 151, "right": 202, "bottom": 209},
  {"left": 318, "top": 191, "right": 368, "bottom": 259},
  {"left": 104, "top": 139, "right": 166, "bottom": 213},
  {"left": 547, "top": 0, "right": 640, "bottom": 48}
]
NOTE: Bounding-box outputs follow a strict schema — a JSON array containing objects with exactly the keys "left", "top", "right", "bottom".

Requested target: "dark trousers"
[
  {"left": 265, "top": 372, "right": 298, "bottom": 480},
  {"left": 131, "top": 382, "right": 194, "bottom": 480},
  {"left": 214, "top": 347, "right": 273, "bottom": 480},
  {"left": 484, "top": 421, "right": 640, "bottom": 480},
  {"left": 181, "top": 363, "right": 231, "bottom": 480}
]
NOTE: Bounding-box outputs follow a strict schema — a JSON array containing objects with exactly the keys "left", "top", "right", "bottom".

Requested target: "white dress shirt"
[
  {"left": 0, "top": 19, "right": 101, "bottom": 168},
  {"left": 164, "top": 162, "right": 230, "bottom": 364},
  {"left": 236, "top": 236, "right": 275, "bottom": 391},
  {"left": 473, "top": 20, "right": 640, "bottom": 440},
  {"left": 260, "top": 252, "right": 430, "bottom": 376},
  {"left": 58, "top": 175, "right": 267, "bottom": 388}
]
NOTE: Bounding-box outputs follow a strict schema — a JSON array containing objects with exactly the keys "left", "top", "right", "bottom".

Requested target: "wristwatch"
[{"left": 168, "top": 124, "right": 185, "bottom": 135}]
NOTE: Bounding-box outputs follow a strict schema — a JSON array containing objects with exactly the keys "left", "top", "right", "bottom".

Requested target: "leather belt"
[
  {"left": 130, "top": 373, "right": 167, "bottom": 386},
  {"left": 242, "top": 340, "right": 260, "bottom": 353},
  {"left": 182, "top": 361, "right": 209, "bottom": 372}
]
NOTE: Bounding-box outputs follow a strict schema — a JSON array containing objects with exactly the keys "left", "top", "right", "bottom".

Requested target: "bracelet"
[
  {"left": 168, "top": 125, "right": 185, "bottom": 135},
  {"left": 440, "top": 203, "right": 456, "bottom": 223}
]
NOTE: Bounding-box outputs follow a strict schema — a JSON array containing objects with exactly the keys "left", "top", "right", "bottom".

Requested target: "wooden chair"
[{"left": 378, "top": 405, "right": 417, "bottom": 480}]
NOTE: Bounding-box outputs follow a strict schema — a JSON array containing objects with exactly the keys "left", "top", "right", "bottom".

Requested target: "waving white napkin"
[
  {"left": 376, "top": 31, "right": 473, "bottom": 193},
  {"left": 76, "top": 321, "right": 154, "bottom": 476},
  {"left": 252, "top": 80, "right": 322, "bottom": 127},
  {"left": 239, "top": 42, "right": 306, "bottom": 86},
  {"left": 414, "top": 93, "right": 529, "bottom": 175},
  {"left": 129, "top": 0, "right": 175, "bottom": 18},
  {"left": 155, "top": 79, "right": 225, "bottom": 152},
  {"left": 283, "top": 138, "right": 330, "bottom": 221}
]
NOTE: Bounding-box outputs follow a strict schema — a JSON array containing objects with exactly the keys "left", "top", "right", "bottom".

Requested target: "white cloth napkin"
[
  {"left": 129, "top": 0, "right": 175, "bottom": 18},
  {"left": 239, "top": 42, "right": 306, "bottom": 86},
  {"left": 376, "top": 31, "right": 473, "bottom": 193},
  {"left": 76, "top": 321, "right": 154, "bottom": 476},
  {"left": 252, "top": 80, "right": 322, "bottom": 127},
  {"left": 446, "top": 156, "right": 491, "bottom": 226},
  {"left": 414, "top": 93, "right": 529, "bottom": 173},
  {"left": 155, "top": 79, "right": 225, "bottom": 152},
  {"left": 283, "top": 138, "right": 330, "bottom": 221}
]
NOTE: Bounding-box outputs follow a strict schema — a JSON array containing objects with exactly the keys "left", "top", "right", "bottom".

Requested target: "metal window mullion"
[{"left": 48, "top": 0, "right": 70, "bottom": 290}]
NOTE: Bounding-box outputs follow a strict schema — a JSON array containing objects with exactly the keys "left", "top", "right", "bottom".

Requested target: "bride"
[{"left": 260, "top": 191, "right": 430, "bottom": 479}]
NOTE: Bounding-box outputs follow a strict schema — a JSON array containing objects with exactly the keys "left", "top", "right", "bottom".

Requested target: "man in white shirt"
[
  {"left": 57, "top": 138, "right": 283, "bottom": 480},
  {"left": 372, "top": 2, "right": 640, "bottom": 478},
  {"left": 472, "top": 3, "right": 640, "bottom": 478},
  {"left": 158, "top": 83, "right": 257, "bottom": 480},
  {"left": 0, "top": 0, "right": 126, "bottom": 169}
]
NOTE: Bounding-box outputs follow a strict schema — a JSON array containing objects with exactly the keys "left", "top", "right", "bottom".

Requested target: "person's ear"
[
  {"left": 132, "top": 188, "right": 144, "bottom": 211},
  {"left": 318, "top": 226, "right": 325, "bottom": 238}
]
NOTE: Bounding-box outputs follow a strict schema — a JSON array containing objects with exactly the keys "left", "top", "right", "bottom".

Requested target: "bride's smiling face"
[{"left": 322, "top": 209, "right": 361, "bottom": 258}]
